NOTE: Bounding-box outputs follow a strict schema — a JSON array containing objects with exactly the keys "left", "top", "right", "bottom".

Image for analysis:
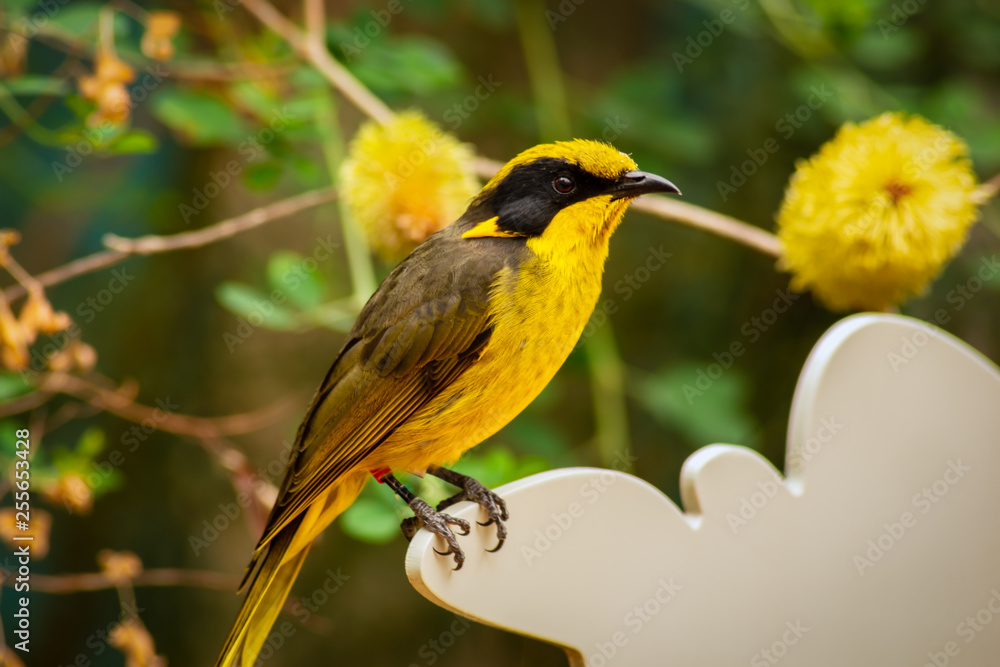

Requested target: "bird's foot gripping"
[
  {"left": 381, "top": 473, "right": 470, "bottom": 570},
  {"left": 401, "top": 498, "right": 471, "bottom": 570},
  {"left": 428, "top": 466, "right": 509, "bottom": 553}
]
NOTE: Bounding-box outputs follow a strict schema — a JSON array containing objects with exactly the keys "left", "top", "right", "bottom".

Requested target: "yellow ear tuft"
[{"left": 462, "top": 217, "right": 527, "bottom": 239}]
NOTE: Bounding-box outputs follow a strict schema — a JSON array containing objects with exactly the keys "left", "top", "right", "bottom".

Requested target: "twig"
[
  {"left": 3, "top": 186, "right": 338, "bottom": 302},
  {"left": 32, "top": 372, "right": 296, "bottom": 438},
  {"left": 0, "top": 245, "right": 47, "bottom": 299},
  {"left": 103, "top": 186, "right": 338, "bottom": 255},
  {"left": 1, "top": 249, "right": 126, "bottom": 302},
  {"left": 632, "top": 196, "right": 784, "bottom": 258},
  {"left": 471, "top": 157, "right": 784, "bottom": 257},
  {"left": 1, "top": 567, "right": 239, "bottom": 593},
  {"left": 0, "top": 390, "right": 54, "bottom": 418},
  {"left": 977, "top": 173, "right": 1000, "bottom": 201},
  {"left": 303, "top": 0, "right": 326, "bottom": 48},
  {"left": 0, "top": 566, "right": 335, "bottom": 635}
]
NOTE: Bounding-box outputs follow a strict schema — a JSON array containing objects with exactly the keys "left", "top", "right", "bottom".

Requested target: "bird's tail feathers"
[{"left": 215, "top": 515, "right": 308, "bottom": 667}]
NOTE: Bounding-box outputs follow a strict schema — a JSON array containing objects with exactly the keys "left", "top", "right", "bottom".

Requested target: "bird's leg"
[
  {"left": 426, "top": 465, "right": 509, "bottom": 553},
  {"left": 380, "top": 472, "right": 470, "bottom": 570}
]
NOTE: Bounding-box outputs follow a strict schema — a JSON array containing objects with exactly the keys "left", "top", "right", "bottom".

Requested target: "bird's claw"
[
  {"left": 437, "top": 474, "right": 509, "bottom": 553},
  {"left": 401, "top": 498, "right": 470, "bottom": 570}
]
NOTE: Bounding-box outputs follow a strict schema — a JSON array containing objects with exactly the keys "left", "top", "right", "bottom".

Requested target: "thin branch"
[
  {"left": 1, "top": 567, "right": 239, "bottom": 593},
  {"left": 472, "top": 157, "right": 784, "bottom": 257},
  {"left": 2, "top": 249, "right": 127, "bottom": 302},
  {"left": 632, "top": 196, "right": 784, "bottom": 258},
  {"left": 0, "top": 390, "right": 54, "bottom": 418},
  {"left": 0, "top": 245, "right": 47, "bottom": 299},
  {"left": 303, "top": 0, "right": 326, "bottom": 49},
  {"left": 0, "top": 566, "right": 335, "bottom": 635},
  {"left": 977, "top": 173, "right": 1000, "bottom": 201},
  {"left": 3, "top": 186, "right": 338, "bottom": 302},
  {"left": 240, "top": 0, "right": 393, "bottom": 123},
  {"left": 103, "top": 186, "right": 338, "bottom": 255},
  {"left": 33, "top": 372, "right": 297, "bottom": 438}
]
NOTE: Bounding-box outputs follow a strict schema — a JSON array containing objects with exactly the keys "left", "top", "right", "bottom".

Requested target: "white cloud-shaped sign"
[{"left": 406, "top": 314, "right": 1000, "bottom": 666}]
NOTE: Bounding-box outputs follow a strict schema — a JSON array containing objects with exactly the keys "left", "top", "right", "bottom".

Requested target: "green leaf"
[
  {"left": 107, "top": 130, "right": 159, "bottom": 154},
  {"left": 306, "top": 303, "right": 357, "bottom": 333},
  {"left": 266, "top": 251, "right": 325, "bottom": 308},
  {"left": 242, "top": 161, "right": 283, "bottom": 191},
  {"left": 340, "top": 498, "right": 402, "bottom": 544},
  {"left": 351, "top": 36, "right": 463, "bottom": 96},
  {"left": 151, "top": 89, "right": 249, "bottom": 146},
  {"left": 227, "top": 80, "right": 280, "bottom": 121},
  {"left": 91, "top": 468, "right": 124, "bottom": 495},
  {"left": 75, "top": 427, "right": 106, "bottom": 459},
  {"left": 215, "top": 282, "right": 300, "bottom": 331},
  {"left": 0, "top": 373, "right": 31, "bottom": 401},
  {"left": 4, "top": 76, "right": 69, "bottom": 96},
  {"left": 636, "top": 363, "right": 759, "bottom": 450},
  {"left": 47, "top": 2, "right": 103, "bottom": 34}
]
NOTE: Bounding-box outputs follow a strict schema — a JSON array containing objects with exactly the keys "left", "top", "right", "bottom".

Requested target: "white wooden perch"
[{"left": 405, "top": 313, "right": 1000, "bottom": 666}]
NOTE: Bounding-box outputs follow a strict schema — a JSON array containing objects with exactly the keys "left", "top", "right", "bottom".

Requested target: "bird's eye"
[{"left": 552, "top": 176, "right": 576, "bottom": 194}]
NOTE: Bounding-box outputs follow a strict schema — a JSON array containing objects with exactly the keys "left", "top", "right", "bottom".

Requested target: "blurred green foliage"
[{"left": 1, "top": 0, "right": 999, "bottom": 665}]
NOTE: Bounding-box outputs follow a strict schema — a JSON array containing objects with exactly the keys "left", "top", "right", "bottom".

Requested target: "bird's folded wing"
[{"left": 253, "top": 234, "right": 514, "bottom": 552}]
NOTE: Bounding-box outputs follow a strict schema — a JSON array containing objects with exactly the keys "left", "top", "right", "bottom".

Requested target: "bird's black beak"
[{"left": 608, "top": 170, "right": 681, "bottom": 201}]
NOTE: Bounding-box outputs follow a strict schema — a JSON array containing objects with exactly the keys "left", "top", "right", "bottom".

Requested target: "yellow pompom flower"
[
  {"left": 777, "top": 112, "right": 981, "bottom": 311},
  {"left": 340, "top": 111, "right": 479, "bottom": 261}
]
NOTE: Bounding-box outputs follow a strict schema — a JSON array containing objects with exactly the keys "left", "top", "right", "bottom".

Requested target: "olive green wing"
[{"left": 253, "top": 230, "right": 519, "bottom": 552}]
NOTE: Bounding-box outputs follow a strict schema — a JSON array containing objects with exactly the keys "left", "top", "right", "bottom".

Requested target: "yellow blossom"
[
  {"left": 340, "top": 111, "right": 479, "bottom": 261},
  {"left": 777, "top": 112, "right": 980, "bottom": 311}
]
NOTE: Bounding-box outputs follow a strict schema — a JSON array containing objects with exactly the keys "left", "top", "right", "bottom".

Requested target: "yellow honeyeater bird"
[{"left": 216, "top": 139, "right": 679, "bottom": 666}]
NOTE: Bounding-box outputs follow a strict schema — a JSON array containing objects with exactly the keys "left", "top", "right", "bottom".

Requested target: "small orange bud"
[
  {"left": 141, "top": 11, "right": 181, "bottom": 62},
  {"left": 98, "top": 549, "right": 144, "bottom": 583}
]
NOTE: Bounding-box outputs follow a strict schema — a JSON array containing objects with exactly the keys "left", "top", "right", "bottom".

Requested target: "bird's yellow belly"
[{"left": 367, "top": 256, "right": 602, "bottom": 474}]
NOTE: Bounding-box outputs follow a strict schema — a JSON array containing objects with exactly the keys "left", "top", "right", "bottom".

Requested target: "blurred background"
[{"left": 1, "top": 0, "right": 999, "bottom": 664}]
